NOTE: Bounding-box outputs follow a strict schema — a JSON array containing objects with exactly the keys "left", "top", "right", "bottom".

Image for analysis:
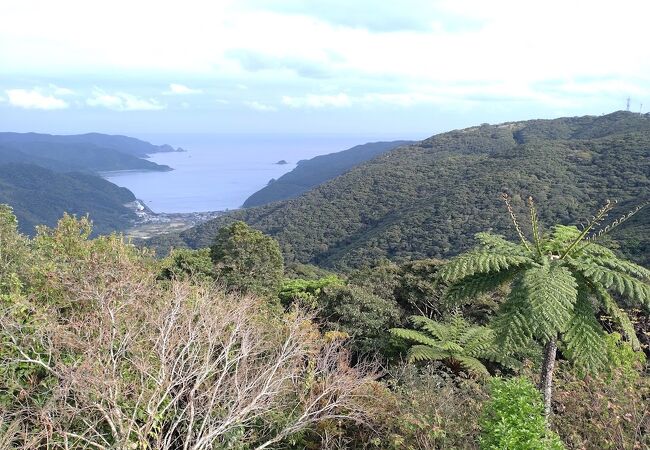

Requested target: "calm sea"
[{"left": 103, "top": 133, "right": 404, "bottom": 213}]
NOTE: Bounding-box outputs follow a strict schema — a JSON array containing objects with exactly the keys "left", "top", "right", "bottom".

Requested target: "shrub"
[{"left": 480, "top": 377, "right": 565, "bottom": 449}]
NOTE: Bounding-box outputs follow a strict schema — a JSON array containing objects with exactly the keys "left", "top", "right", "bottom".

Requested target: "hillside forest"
[{"left": 1, "top": 112, "right": 649, "bottom": 449}]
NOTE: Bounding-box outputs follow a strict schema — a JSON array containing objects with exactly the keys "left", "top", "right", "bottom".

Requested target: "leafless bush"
[{"left": 2, "top": 256, "right": 380, "bottom": 449}]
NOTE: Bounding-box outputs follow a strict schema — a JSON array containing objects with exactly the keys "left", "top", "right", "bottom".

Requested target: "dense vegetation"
[
  {"left": 154, "top": 111, "right": 650, "bottom": 269},
  {"left": 2, "top": 204, "right": 648, "bottom": 449},
  {"left": 243, "top": 140, "right": 411, "bottom": 207},
  {"left": 0, "top": 140, "right": 171, "bottom": 173},
  {"left": 0, "top": 164, "right": 137, "bottom": 235}
]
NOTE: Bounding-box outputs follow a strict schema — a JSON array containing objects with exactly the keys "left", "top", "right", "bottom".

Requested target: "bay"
[{"left": 103, "top": 133, "right": 395, "bottom": 213}]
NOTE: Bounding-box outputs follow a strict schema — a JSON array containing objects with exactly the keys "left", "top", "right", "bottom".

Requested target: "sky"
[{"left": 1, "top": 0, "right": 649, "bottom": 138}]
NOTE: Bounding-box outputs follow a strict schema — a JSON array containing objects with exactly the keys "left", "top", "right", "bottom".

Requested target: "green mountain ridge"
[
  {"left": 0, "top": 132, "right": 180, "bottom": 157},
  {"left": 243, "top": 140, "right": 413, "bottom": 207},
  {"left": 0, "top": 163, "right": 137, "bottom": 236},
  {"left": 148, "top": 111, "right": 650, "bottom": 269}
]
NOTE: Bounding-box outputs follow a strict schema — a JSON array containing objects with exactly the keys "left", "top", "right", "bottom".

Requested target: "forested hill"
[
  {"left": 0, "top": 132, "right": 180, "bottom": 157},
  {"left": 0, "top": 132, "right": 175, "bottom": 172},
  {"left": 243, "top": 140, "right": 412, "bottom": 207},
  {"left": 149, "top": 111, "right": 650, "bottom": 269},
  {"left": 0, "top": 163, "right": 137, "bottom": 235}
]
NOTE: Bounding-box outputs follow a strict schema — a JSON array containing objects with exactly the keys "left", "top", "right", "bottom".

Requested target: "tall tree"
[
  {"left": 439, "top": 196, "right": 649, "bottom": 417},
  {"left": 210, "top": 221, "right": 284, "bottom": 297}
]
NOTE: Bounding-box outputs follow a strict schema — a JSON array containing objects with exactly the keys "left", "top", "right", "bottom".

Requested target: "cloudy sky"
[{"left": 1, "top": 0, "right": 649, "bottom": 137}]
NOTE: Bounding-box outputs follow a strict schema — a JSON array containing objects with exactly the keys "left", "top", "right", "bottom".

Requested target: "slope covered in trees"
[
  {"left": 152, "top": 111, "right": 650, "bottom": 269},
  {"left": 243, "top": 140, "right": 412, "bottom": 207},
  {"left": 0, "top": 132, "right": 180, "bottom": 158},
  {"left": 0, "top": 163, "right": 137, "bottom": 235},
  {"left": 0, "top": 139, "right": 171, "bottom": 173}
]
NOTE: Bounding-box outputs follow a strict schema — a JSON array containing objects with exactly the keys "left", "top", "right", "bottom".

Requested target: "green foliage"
[
  {"left": 363, "top": 365, "right": 489, "bottom": 450},
  {"left": 480, "top": 377, "right": 565, "bottom": 450},
  {"left": 210, "top": 221, "right": 285, "bottom": 298},
  {"left": 243, "top": 140, "right": 411, "bottom": 207},
  {"left": 155, "top": 111, "right": 650, "bottom": 269},
  {"left": 278, "top": 275, "right": 343, "bottom": 308},
  {"left": 0, "top": 165, "right": 137, "bottom": 236},
  {"left": 159, "top": 247, "right": 214, "bottom": 281},
  {"left": 320, "top": 284, "right": 401, "bottom": 356},
  {"left": 391, "top": 315, "right": 520, "bottom": 378},
  {"left": 443, "top": 211, "right": 649, "bottom": 376}
]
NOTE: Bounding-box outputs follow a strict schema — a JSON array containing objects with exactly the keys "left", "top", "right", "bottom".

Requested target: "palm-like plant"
[
  {"left": 390, "top": 315, "right": 521, "bottom": 378},
  {"left": 439, "top": 196, "right": 650, "bottom": 417}
]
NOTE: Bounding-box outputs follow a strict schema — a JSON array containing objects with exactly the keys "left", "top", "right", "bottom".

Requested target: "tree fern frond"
[
  {"left": 439, "top": 251, "right": 532, "bottom": 284},
  {"left": 493, "top": 276, "right": 535, "bottom": 352},
  {"left": 390, "top": 327, "right": 443, "bottom": 349},
  {"left": 596, "top": 257, "right": 650, "bottom": 281},
  {"left": 475, "top": 232, "right": 531, "bottom": 257},
  {"left": 459, "top": 326, "right": 495, "bottom": 357},
  {"left": 454, "top": 355, "right": 490, "bottom": 378},
  {"left": 592, "top": 285, "right": 641, "bottom": 350},
  {"left": 438, "top": 341, "right": 465, "bottom": 353},
  {"left": 409, "top": 315, "right": 450, "bottom": 342},
  {"left": 407, "top": 345, "right": 447, "bottom": 363},
  {"left": 444, "top": 270, "right": 516, "bottom": 305},
  {"left": 481, "top": 349, "right": 524, "bottom": 370},
  {"left": 562, "top": 293, "right": 608, "bottom": 374},
  {"left": 569, "top": 260, "right": 650, "bottom": 308},
  {"left": 523, "top": 263, "right": 578, "bottom": 341}
]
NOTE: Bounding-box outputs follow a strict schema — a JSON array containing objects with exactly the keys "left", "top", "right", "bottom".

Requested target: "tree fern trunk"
[{"left": 538, "top": 338, "right": 557, "bottom": 420}]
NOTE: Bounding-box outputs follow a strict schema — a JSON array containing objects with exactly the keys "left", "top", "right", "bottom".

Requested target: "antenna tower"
[{"left": 626, "top": 97, "right": 631, "bottom": 111}]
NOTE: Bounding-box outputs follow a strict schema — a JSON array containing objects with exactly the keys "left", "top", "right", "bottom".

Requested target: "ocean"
[{"left": 103, "top": 133, "right": 401, "bottom": 213}]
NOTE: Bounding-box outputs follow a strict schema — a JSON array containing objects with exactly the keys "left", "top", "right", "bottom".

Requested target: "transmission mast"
[{"left": 626, "top": 97, "right": 631, "bottom": 111}]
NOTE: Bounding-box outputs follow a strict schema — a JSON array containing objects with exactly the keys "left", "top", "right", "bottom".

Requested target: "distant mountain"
[
  {"left": 243, "top": 141, "right": 412, "bottom": 207},
  {"left": 151, "top": 111, "right": 650, "bottom": 269},
  {"left": 0, "top": 142, "right": 171, "bottom": 173},
  {"left": 0, "top": 132, "right": 181, "bottom": 157},
  {"left": 0, "top": 132, "right": 176, "bottom": 173},
  {"left": 0, "top": 163, "right": 137, "bottom": 236}
]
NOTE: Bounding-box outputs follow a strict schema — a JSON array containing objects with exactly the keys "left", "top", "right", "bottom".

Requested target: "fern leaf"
[
  {"left": 523, "top": 263, "right": 578, "bottom": 341},
  {"left": 474, "top": 232, "right": 531, "bottom": 257},
  {"left": 439, "top": 251, "right": 532, "bottom": 284},
  {"left": 409, "top": 315, "right": 450, "bottom": 342},
  {"left": 493, "top": 275, "right": 535, "bottom": 351},
  {"left": 445, "top": 270, "right": 516, "bottom": 305},
  {"left": 592, "top": 285, "right": 641, "bottom": 350},
  {"left": 407, "top": 345, "right": 447, "bottom": 363},
  {"left": 562, "top": 293, "right": 608, "bottom": 374},
  {"left": 454, "top": 355, "right": 490, "bottom": 378},
  {"left": 481, "top": 350, "right": 524, "bottom": 370},
  {"left": 459, "top": 326, "right": 495, "bottom": 357},
  {"left": 570, "top": 260, "right": 650, "bottom": 308},
  {"left": 390, "top": 328, "right": 443, "bottom": 349}
]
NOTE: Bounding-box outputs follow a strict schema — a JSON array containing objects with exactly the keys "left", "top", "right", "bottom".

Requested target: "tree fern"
[
  {"left": 391, "top": 315, "right": 519, "bottom": 378},
  {"left": 441, "top": 197, "right": 649, "bottom": 418}
]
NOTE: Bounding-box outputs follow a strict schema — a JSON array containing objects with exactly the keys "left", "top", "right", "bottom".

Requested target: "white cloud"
[
  {"left": 244, "top": 100, "right": 277, "bottom": 112},
  {"left": 48, "top": 84, "right": 75, "bottom": 96},
  {"left": 282, "top": 93, "right": 351, "bottom": 108},
  {"left": 86, "top": 89, "right": 165, "bottom": 111},
  {"left": 5, "top": 89, "right": 68, "bottom": 110},
  {"left": 165, "top": 83, "right": 202, "bottom": 95}
]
